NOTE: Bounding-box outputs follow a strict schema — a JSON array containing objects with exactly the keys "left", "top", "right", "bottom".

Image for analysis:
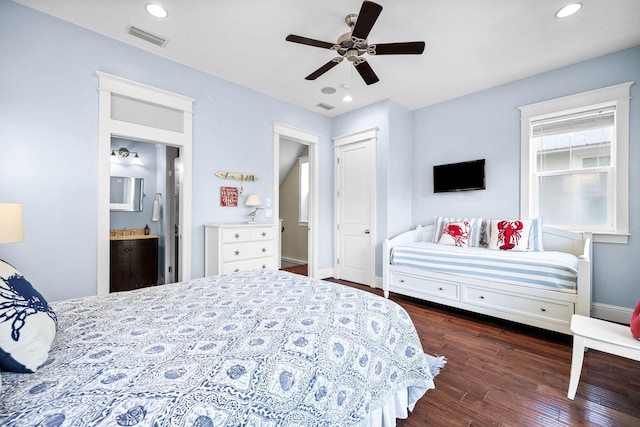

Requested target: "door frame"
[
  {"left": 333, "top": 128, "right": 377, "bottom": 285},
  {"left": 272, "top": 122, "right": 320, "bottom": 278},
  {"left": 97, "top": 72, "right": 194, "bottom": 295}
]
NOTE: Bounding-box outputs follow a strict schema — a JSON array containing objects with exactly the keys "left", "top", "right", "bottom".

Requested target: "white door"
[{"left": 335, "top": 136, "right": 375, "bottom": 285}]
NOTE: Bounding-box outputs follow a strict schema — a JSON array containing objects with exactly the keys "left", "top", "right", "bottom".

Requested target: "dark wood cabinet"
[{"left": 110, "top": 238, "right": 158, "bottom": 292}]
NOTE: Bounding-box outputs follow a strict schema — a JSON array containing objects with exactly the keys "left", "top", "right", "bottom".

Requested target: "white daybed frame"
[{"left": 383, "top": 224, "right": 592, "bottom": 334}]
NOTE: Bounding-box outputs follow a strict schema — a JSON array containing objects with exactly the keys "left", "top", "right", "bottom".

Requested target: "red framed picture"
[{"left": 220, "top": 186, "right": 238, "bottom": 207}]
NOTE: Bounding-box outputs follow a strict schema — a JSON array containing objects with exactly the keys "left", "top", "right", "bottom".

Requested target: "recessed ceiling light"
[
  {"left": 342, "top": 95, "right": 353, "bottom": 102},
  {"left": 555, "top": 3, "right": 582, "bottom": 18},
  {"left": 146, "top": 3, "right": 168, "bottom": 18}
]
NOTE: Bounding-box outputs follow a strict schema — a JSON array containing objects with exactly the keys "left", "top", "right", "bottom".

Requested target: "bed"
[
  {"left": 383, "top": 222, "right": 592, "bottom": 335},
  {"left": 0, "top": 268, "right": 445, "bottom": 426}
]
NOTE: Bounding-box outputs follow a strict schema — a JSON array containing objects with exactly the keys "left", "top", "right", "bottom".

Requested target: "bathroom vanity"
[{"left": 110, "top": 230, "right": 158, "bottom": 292}]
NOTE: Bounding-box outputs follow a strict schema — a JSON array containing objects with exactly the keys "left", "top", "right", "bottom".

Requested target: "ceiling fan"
[{"left": 285, "top": 1, "right": 425, "bottom": 85}]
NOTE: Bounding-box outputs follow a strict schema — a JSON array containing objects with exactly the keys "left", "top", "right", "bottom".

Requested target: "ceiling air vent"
[
  {"left": 316, "top": 102, "right": 335, "bottom": 111},
  {"left": 127, "top": 25, "right": 168, "bottom": 47}
]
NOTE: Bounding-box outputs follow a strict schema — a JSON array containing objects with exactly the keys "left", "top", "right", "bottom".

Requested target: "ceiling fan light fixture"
[
  {"left": 145, "top": 3, "right": 168, "bottom": 19},
  {"left": 555, "top": 3, "right": 582, "bottom": 18}
]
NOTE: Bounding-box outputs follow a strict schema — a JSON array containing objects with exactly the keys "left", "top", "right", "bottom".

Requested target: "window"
[
  {"left": 520, "top": 82, "right": 632, "bottom": 243},
  {"left": 298, "top": 156, "right": 309, "bottom": 225}
]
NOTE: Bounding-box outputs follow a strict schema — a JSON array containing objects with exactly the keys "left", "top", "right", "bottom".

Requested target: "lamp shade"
[
  {"left": 0, "top": 203, "right": 24, "bottom": 244},
  {"left": 245, "top": 194, "right": 262, "bottom": 207}
]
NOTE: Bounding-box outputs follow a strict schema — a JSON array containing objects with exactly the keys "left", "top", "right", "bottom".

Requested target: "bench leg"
[{"left": 567, "top": 335, "right": 586, "bottom": 400}]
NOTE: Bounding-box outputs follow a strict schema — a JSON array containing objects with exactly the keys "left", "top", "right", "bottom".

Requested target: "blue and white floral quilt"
[{"left": 0, "top": 270, "right": 444, "bottom": 426}]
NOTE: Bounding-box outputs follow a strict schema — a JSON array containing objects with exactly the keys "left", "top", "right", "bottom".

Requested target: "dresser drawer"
[
  {"left": 222, "top": 241, "right": 275, "bottom": 262},
  {"left": 221, "top": 258, "right": 275, "bottom": 274},
  {"left": 250, "top": 227, "right": 275, "bottom": 240},
  {"left": 390, "top": 271, "right": 459, "bottom": 301},
  {"left": 221, "top": 226, "right": 274, "bottom": 242},
  {"left": 462, "top": 285, "right": 574, "bottom": 323}
]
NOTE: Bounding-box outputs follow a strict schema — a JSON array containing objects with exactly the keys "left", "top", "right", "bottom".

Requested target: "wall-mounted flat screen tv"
[{"left": 433, "top": 159, "right": 485, "bottom": 193}]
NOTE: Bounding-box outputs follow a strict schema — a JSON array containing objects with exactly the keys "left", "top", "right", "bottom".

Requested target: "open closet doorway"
[{"left": 273, "top": 123, "right": 319, "bottom": 278}]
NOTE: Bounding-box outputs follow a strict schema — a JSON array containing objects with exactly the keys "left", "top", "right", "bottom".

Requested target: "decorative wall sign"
[
  {"left": 215, "top": 171, "right": 259, "bottom": 181},
  {"left": 220, "top": 186, "right": 238, "bottom": 207}
]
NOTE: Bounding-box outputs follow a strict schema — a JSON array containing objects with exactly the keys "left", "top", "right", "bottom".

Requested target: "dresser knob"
[
  {"left": 261, "top": 264, "right": 266, "bottom": 269},
  {"left": 479, "top": 295, "right": 485, "bottom": 299},
  {"left": 261, "top": 248, "right": 267, "bottom": 253},
  {"left": 262, "top": 232, "right": 267, "bottom": 237},
  {"left": 438, "top": 287, "right": 443, "bottom": 291},
  {"left": 540, "top": 308, "right": 547, "bottom": 312},
  {"left": 234, "top": 268, "right": 239, "bottom": 272},
  {"left": 234, "top": 233, "right": 240, "bottom": 239}
]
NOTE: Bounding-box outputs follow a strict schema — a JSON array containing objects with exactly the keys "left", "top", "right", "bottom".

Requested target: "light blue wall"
[
  {"left": 411, "top": 45, "right": 640, "bottom": 309},
  {"left": 0, "top": 0, "right": 331, "bottom": 301},
  {"left": 2, "top": 0, "right": 638, "bottom": 310}
]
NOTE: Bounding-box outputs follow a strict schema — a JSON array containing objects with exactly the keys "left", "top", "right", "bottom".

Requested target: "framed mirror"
[{"left": 110, "top": 176, "right": 144, "bottom": 211}]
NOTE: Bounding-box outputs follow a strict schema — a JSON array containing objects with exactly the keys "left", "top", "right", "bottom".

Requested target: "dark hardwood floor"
[{"left": 322, "top": 277, "right": 640, "bottom": 427}]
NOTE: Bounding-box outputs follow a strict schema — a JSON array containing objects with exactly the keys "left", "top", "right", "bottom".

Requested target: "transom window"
[{"left": 520, "top": 82, "right": 632, "bottom": 243}]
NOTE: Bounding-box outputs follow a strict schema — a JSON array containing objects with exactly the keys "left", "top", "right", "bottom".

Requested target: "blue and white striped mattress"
[{"left": 390, "top": 242, "right": 578, "bottom": 293}]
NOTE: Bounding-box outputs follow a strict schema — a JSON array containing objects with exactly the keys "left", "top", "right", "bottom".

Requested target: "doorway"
[
  {"left": 97, "top": 71, "right": 194, "bottom": 295},
  {"left": 272, "top": 123, "right": 319, "bottom": 278}
]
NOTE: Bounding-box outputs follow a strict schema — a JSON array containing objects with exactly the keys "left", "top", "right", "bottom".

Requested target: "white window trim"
[
  {"left": 298, "top": 155, "right": 309, "bottom": 226},
  {"left": 519, "top": 82, "right": 633, "bottom": 244}
]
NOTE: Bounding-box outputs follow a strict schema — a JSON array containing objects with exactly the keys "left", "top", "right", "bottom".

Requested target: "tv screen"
[{"left": 433, "top": 159, "right": 485, "bottom": 193}]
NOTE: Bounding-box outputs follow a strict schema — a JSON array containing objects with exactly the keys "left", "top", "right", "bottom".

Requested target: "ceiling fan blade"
[
  {"left": 371, "top": 41, "right": 426, "bottom": 55},
  {"left": 351, "top": 1, "right": 383, "bottom": 41},
  {"left": 305, "top": 58, "right": 343, "bottom": 80},
  {"left": 286, "top": 34, "right": 335, "bottom": 50},
  {"left": 354, "top": 59, "right": 379, "bottom": 85}
]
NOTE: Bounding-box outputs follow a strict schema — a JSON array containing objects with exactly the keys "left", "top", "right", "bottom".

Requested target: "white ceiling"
[{"left": 12, "top": 0, "right": 640, "bottom": 117}]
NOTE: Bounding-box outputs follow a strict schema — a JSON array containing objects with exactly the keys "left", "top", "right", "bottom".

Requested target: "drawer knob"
[
  {"left": 540, "top": 308, "right": 547, "bottom": 312},
  {"left": 479, "top": 295, "right": 485, "bottom": 299},
  {"left": 234, "top": 250, "right": 240, "bottom": 256},
  {"left": 262, "top": 248, "right": 267, "bottom": 253},
  {"left": 438, "top": 287, "right": 443, "bottom": 291},
  {"left": 400, "top": 279, "right": 404, "bottom": 283},
  {"left": 261, "top": 264, "right": 266, "bottom": 269},
  {"left": 234, "top": 233, "right": 240, "bottom": 239},
  {"left": 234, "top": 268, "right": 240, "bottom": 272},
  {"left": 262, "top": 232, "right": 267, "bottom": 237}
]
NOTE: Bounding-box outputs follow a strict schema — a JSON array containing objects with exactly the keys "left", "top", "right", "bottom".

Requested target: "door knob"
[{"left": 364, "top": 229, "right": 370, "bottom": 234}]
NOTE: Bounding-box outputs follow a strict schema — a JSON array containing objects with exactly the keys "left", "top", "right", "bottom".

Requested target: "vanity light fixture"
[
  {"left": 111, "top": 147, "right": 144, "bottom": 166},
  {"left": 555, "top": 2, "right": 582, "bottom": 18},
  {"left": 145, "top": 3, "right": 168, "bottom": 18}
]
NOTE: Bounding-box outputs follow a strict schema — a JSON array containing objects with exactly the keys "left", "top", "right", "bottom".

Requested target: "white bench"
[{"left": 567, "top": 314, "right": 640, "bottom": 400}]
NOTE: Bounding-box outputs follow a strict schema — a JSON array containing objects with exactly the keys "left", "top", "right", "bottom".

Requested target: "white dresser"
[{"left": 204, "top": 223, "right": 280, "bottom": 276}]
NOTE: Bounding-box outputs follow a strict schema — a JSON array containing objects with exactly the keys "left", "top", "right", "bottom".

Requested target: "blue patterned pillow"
[{"left": 0, "top": 260, "right": 57, "bottom": 373}]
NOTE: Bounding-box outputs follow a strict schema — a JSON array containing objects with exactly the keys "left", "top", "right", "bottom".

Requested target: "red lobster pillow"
[
  {"left": 488, "top": 219, "right": 532, "bottom": 251},
  {"left": 438, "top": 220, "right": 475, "bottom": 247},
  {"left": 631, "top": 300, "right": 640, "bottom": 340}
]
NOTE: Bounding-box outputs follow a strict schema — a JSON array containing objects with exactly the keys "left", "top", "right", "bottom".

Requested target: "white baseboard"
[
  {"left": 316, "top": 267, "right": 334, "bottom": 280},
  {"left": 281, "top": 257, "right": 307, "bottom": 265},
  {"left": 591, "top": 303, "right": 632, "bottom": 325}
]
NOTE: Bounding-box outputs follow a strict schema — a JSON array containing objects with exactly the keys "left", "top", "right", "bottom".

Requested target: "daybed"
[
  {"left": 0, "top": 266, "right": 445, "bottom": 426},
  {"left": 383, "top": 220, "right": 592, "bottom": 335}
]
